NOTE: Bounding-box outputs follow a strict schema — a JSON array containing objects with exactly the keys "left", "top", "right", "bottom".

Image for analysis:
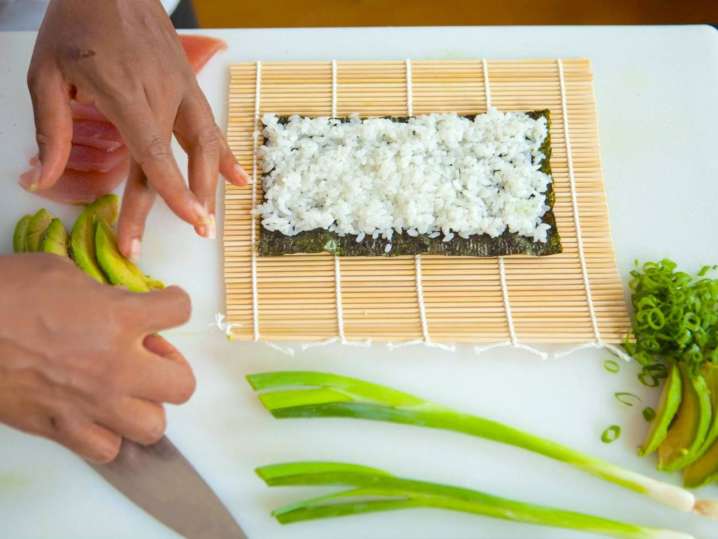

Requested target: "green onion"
[
  {"left": 627, "top": 260, "right": 718, "bottom": 375},
  {"left": 604, "top": 360, "right": 620, "bottom": 374},
  {"left": 257, "top": 461, "right": 694, "bottom": 539},
  {"left": 638, "top": 372, "right": 660, "bottom": 388},
  {"left": 602, "top": 425, "right": 621, "bottom": 443},
  {"left": 643, "top": 407, "right": 656, "bottom": 422},
  {"left": 614, "top": 392, "right": 641, "bottom": 407},
  {"left": 248, "top": 371, "right": 695, "bottom": 512}
]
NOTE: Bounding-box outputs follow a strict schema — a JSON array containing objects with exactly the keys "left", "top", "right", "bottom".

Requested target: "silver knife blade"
[{"left": 89, "top": 436, "right": 247, "bottom": 539}]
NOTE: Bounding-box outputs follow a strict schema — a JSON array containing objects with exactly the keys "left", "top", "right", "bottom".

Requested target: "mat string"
[
  {"left": 556, "top": 58, "right": 621, "bottom": 361},
  {"left": 250, "top": 61, "right": 262, "bottom": 343},
  {"left": 329, "top": 59, "right": 352, "bottom": 345},
  {"left": 404, "top": 58, "right": 443, "bottom": 350}
]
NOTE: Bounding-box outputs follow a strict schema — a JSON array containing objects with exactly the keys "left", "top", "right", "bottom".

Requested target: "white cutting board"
[{"left": 1, "top": 26, "right": 718, "bottom": 539}]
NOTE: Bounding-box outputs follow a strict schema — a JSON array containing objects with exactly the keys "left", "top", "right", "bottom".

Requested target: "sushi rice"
[{"left": 258, "top": 109, "right": 552, "bottom": 243}]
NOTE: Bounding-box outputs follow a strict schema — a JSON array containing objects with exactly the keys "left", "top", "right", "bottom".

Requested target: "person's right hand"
[{"left": 0, "top": 254, "right": 196, "bottom": 463}]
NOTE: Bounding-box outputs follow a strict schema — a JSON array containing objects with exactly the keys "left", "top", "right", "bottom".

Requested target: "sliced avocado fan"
[
  {"left": 40, "top": 218, "right": 69, "bottom": 257},
  {"left": 95, "top": 220, "right": 151, "bottom": 293},
  {"left": 13, "top": 214, "right": 31, "bottom": 253},
  {"left": 70, "top": 194, "right": 119, "bottom": 284}
]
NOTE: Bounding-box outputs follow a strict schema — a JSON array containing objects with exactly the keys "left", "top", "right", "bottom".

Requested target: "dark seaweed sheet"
[{"left": 258, "top": 111, "right": 561, "bottom": 257}]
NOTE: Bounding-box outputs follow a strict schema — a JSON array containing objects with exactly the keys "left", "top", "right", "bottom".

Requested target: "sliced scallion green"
[{"left": 602, "top": 425, "right": 621, "bottom": 444}]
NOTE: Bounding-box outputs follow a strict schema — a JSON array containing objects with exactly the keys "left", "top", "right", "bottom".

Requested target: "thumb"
[{"left": 26, "top": 69, "right": 72, "bottom": 190}]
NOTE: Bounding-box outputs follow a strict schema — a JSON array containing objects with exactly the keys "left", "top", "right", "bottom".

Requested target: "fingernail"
[
  {"left": 207, "top": 214, "right": 216, "bottom": 239},
  {"left": 193, "top": 201, "right": 211, "bottom": 226},
  {"left": 235, "top": 164, "right": 250, "bottom": 184},
  {"left": 19, "top": 162, "right": 42, "bottom": 191},
  {"left": 129, "top": 239, "right": 141, "bottom": 263},
  {"left": 196, "top": 224, "right": 207, "bottom": 237}
]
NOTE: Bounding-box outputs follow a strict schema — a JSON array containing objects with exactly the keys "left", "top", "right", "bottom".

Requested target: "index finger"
[{"left": 98, "top": 97, "right": 210, "bottom": 231}]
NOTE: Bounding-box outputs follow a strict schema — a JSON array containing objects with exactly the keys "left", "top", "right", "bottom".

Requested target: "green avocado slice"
[
  {"left": 40, "top": 218, "right": 69, "bottom": 257},
  {"left": 684, "top": 364, "right": 718, "bottom": 487},
  {"left": 639, "top": 363, "right": 682, "bottom": 457},
  {"left": 95, "top": 220, "right": 150, "bottom": 293},
  {"left": 658, "top": 365, "right": 712, "bottom": 472},
  {"left": 70, "top": 194, "right": 119, "bottom": 284},
  {"left": 25, "top": 209, "right": 54, "bottom": 252},
  {"left": 13, "top": 215, "right": 31, "bottom": 253}
]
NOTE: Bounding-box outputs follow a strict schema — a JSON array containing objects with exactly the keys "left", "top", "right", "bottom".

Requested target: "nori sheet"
[{"left": 258, "top": 111, "right": 561, "bottom": 257}]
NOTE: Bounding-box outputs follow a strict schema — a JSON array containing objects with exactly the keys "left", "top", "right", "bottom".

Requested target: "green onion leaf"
[
  {"left": 257, "top": 461, "right": 693, "bottom": 539},
  {"left": 642, "top": 407, "right": 656, "bottom": 422},
  {"left": 602, "top": 425, "right": 621, "bottom": 444},
  {"left": 248, "top": 371, "right": 696, "bottom": 513}
]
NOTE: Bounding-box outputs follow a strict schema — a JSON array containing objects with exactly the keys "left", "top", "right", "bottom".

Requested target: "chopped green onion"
[
  {"left": 257, "top": 461, "right": 692, "bottom": 539},
  {"left": 602, "top": 425, "right": 621, "bottom": 444},
  {"left": 638, "top": 372, "right": 660, "bottom": 388},
  {"left": 642, "top": 407, "right": 656, "bottom": 422},
  {"left": 614, "top": 392, "right": 641, "bottom": 407},
  {"left": 248, "top": 371, "right": 696, "bottom": 513},
  {"left": 628, "top": 259, "right": 718, "bottom": 376},
  {"left": 603, "top": 360, "right": 620, "bottom": 374}
]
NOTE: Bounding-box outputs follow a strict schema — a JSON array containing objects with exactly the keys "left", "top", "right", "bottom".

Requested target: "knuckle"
[
  {"left": 193, "top": 125, "right": 220, "bottom": 154},
  {"left": 92, "top": 436, "right": 122, "bottom": 464},
  {"left": 173, "top": 371, "right": 196, "bottom": 404},
  {"left": 139, "top": 136, "right": 173, "bottom": 165},
  {"left": 140, "top": 407, "right": 167, "bottom": 444}
]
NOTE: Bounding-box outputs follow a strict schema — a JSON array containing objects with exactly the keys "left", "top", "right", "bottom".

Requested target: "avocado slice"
[
  {"left": 70, "top": 194, "right": 119, "bottom": 284},
  {"left": 25, "top": 209, "right": 54, "bottom": 252},
  {"left": 40, "top": 218, "right": 69, "bottom": 257},
  {"left": 13, "top": 215, "right": 31, "bottom": 253},
  {"left": 95, "top": 220, "right": 150, "bottom": 293},
  {"left": 144, "top": 276, "right": 165, "bottom": 290},
  {"left": 684, "top": 364, "right": 718, "bottom": 487},
  {"left": 658, "top": 365, "right": 712, "bottom": 472},
  {"left": 639, "top": 363, "right": 682, "bottom": 457}
]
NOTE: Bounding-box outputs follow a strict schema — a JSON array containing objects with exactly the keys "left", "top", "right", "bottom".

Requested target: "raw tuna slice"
[
  {"left": 23, "top": 34, "right": 227, "bottom": 204},
  {"left": 20, "top": 160, "right": 130, "bottom": 205},
  {"left": 67, "top": 145, "right": 129, "bottom": 173},
  {"left": 72, "top": 119, "right": 124, "bottom": 151},
  {"left": 179, "top": 34, "right": 227, "bottom": 72}
]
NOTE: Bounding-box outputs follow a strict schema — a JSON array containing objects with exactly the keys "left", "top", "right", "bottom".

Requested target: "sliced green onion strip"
[
  {"left": 602, "top": 425, "right": 621, "bottom": 444},
  {"left": 248, "top": 371, "right": 696, "bottom": 513},
  {"left": 603, "top": 360, "right": 620, "bottom": 374},
  {"left": 614, "top": 392, "right": 641, "bottom": 407},
  {"left": 257, "top": 461, "right": 693, "bottom": 539},
  {"left": 642, "top": 407, "right": 656, "bottom": 422},
  {"left": 638, "top": 372, "right": 660, "bottom": 388}
]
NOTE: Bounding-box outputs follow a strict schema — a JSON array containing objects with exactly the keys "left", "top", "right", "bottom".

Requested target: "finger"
[
  {"left": 96, "top": 398, "right": 166, "bottom": 446},
  {"left": 143, "top": 334, "right": 190, "bottom": 368},
  {"left": 122, "top": 285, "right": 192, "bottom": 334},
  {"left": 123, "top": 347, "right": 196, "bottom": 405},
  {"left": 117, "top": 161, "right": 156, "bottom": 262},
  {"left": 26, "top": 69, "right": 72, "bottom": 190},
  {"left": 50, "top": 416, "right": 121, "bottom": 463},
  {"left": 174, "top": 96, "right": 222, "bottom": 237},
  {"left": 97, "top": 97, "right": 209, "bottom": 230}
]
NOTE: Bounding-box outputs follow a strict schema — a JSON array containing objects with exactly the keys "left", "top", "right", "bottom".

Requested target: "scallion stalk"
[
  {"left": 248, "top": 371, "right": 695, "bottom": 513},
  {"left": 257, "top": 461, "right": 693, "bottom": 539}
]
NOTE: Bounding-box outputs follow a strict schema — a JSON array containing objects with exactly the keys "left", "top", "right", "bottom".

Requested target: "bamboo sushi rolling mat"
[{"left": 223, "top": 59, "right": 631, "bottom": 349}]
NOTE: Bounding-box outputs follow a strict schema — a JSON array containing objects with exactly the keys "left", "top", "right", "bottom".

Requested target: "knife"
[{"left": 89, "top": 436, "right": 248, "bottom": 539}]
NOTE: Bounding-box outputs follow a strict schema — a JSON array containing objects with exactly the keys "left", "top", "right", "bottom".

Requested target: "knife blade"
[{"left": 89, "top": 436, "right": 247, "bottom": 539}]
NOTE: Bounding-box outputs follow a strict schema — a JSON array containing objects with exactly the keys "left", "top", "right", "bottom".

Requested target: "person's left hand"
[{"left": 26, "top": 0, "right": 249, "bottom": 258}]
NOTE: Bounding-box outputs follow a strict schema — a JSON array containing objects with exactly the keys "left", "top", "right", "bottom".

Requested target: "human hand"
[
  {"left": 0, "top": 254, "right": 196, "bottom": 462},
  {"left": 27, "top": 0, "right": 248, "bottom": 252}
]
